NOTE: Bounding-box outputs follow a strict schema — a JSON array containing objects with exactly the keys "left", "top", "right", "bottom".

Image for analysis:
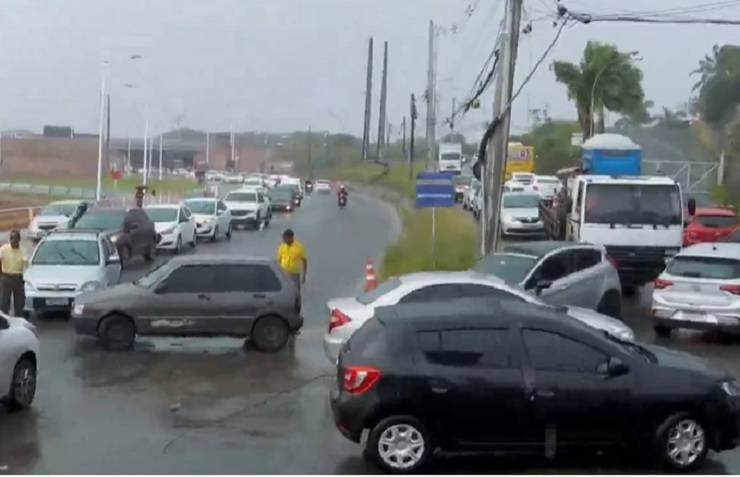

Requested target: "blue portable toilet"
[{"left": 581, "top": 133, "right": 642, "bottom": 176}]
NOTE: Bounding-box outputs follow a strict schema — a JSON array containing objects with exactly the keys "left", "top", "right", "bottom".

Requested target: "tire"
[
  {"left": 251, "top": 315, "right": 290, "bottom": 352},
  {"left": 7, "top": 358, "right": 36, "bottom": 409},
  {"left": 365, "top": 415, "right": 432, "bottom": 473},
  {"left": 144, "top": 242, "right": 155, "bottom": 262},
  {"left": 654, "top": 324, "right": 672, "bottom": 337},
  {"left": 98, "top": 314, "right": 136, "bottom": 351},
  {"left": 211, "top": 226, "right": 218, "bottom": 242},
  {"left": 597, "top": 290, "right": 622, "bottom": 319},
  {"left": 653, "top": 413, "right": 708, "bottom": 472},
  {"left": 174, "top": 236, "right": 182, "bottom": 255},
  {"left": 225, "top": 222, "right": 232, "bottom": 240}
]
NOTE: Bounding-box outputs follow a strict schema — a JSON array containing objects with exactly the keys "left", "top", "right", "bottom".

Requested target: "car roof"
[
  {"left": 579, "top": 175, "right": 677, "bottom": 186},
  {"left": 695, "top": 207, "right": 737, "bottom": 217},
  {"left": 145, "top": 204, "right": 181, "bottom": 209},
  {"left": 167, "top": 255, "right": 275, "bottom": 266},
  {"left": 502, "top": 240, "right": 596, "bottom": 258},
  {"left": 184, "top": 197, "right": 217, "bottom": 202},
  {"left": 44, "top": 229, "right": 101, "bottom": 240},
  {"left": 397, "top": 270, "right": 505, "bottom": 285},
  {"left": 677, "top": 243, "right": 740, "bottom": 260},
  {"left": 86, "top": 206, "right": 127, "bottom": 213},
  {"left": 535, "top": 175, "right": 559, "bottom": 181}
]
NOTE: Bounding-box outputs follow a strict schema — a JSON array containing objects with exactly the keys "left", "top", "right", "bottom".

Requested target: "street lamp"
[{"left": 589, "top": 51, "right": 640, "bottom": 137}]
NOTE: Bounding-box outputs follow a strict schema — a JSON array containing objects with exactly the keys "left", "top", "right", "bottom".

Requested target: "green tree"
[
  {"left": 552, "top": 42, "right": 646, "bottom": 138},
  {"left": 692, "top": 44, "right": 740, "bottom": 125},
  {"left": 521, "top": 120, "right": 581, "bottom": 174}
]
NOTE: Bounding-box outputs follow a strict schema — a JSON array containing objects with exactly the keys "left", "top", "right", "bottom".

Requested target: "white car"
[
  {"left": 0, "top": 311, "right": 39, "bottom": 409},
  {"left": 145, "top": 204, "right": 197, "bottom": 254},
  {"left": 323, "top": 271, "right": 634, "bottom": 363},
  {"left": 183, "top": 198, "right": 232, "bottom": 242},
  {"left": 511, "top": 172, "right": 536, "bottom": 185},
  {"left": 652, "top": 243, "right": 740, "bottom": 337},
  {"left": 503, "top": 180, "right": 529, "bottom": 193},
  {"left": 224, "top": 188, "right": 271, "bottom": 229},
  {"left": 531, "top": 175, "right": 561, "bottom": 199},
  {"left": 463, "top": 179, "right": 480, "bottom": 211},
  {"left": 472, "top": 187, "right": 483, "bottom": 220},
  {"left": 281, "top": 177, "right": 304, "bottom": 197},
  {"left": 315, "top": 180, "right": 332, "bottom": 194},
  {"left": 223, "top": 174, "right": 244, "bottom": 184},
  {"left": 500, "top": 192, "right": 544, "bottom": 238},
  {"left": 28, "top": 200, "right": 86, "bottom": 241},
  {"left": 242, "top": 176, "right": 267, "bottom": 189}
]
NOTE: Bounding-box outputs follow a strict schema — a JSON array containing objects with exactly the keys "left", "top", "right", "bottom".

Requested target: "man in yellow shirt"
[
  {"left": 0, "top": 230, "right": 27, "bottom": 317},
  {"left": 276, "top": 229, "right": 307, "bottom": 291}
]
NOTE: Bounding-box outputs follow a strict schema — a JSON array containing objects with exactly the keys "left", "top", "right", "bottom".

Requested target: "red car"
[{"left": 683, "top": 207, "right": 739, "bottom": 246}]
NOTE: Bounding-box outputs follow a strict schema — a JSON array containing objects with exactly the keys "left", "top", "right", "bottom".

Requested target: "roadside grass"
[
  {"left": 6, "top": 174, "right": 199, "bottom": 194},
  {"left": 328, "top": 160, "right": 478, "bottom": 278}
]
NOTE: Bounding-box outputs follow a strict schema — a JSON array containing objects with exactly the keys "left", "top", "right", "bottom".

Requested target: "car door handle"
[
  {"left": 253, "top": 294, "right": 266, "bottom": 299},
  {"left": 534, "top": 389, "right": 556, "bottom": 399},
  {"left": 428, "top": 379, "right": 449, "bottom": 394},
  {"left": 197, "top": 294, "right": 211, "bottom": 301}
]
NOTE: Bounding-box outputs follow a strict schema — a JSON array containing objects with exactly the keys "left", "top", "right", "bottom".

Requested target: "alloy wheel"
[
  {"left": 377, "top": 423, "right": 425, "bottom": 470},
  {"left": 666, "top": 419, "right": 705, "bottom": 467}
]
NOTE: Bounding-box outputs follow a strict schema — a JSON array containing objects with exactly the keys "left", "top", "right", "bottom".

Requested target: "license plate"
[
  {"left": 678, "top": 311, "right": 716, "bottom": 323},
  {"left": 46, "top": 298, "right": 68, "bottom": 306}
]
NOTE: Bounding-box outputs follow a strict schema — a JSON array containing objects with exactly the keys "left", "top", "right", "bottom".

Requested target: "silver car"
[
  {"left": 500, "top": 192, "right": 544, "bottom": 237},
  {"left": 473, "top": 241, "right": 622, "bottom": 318},
  {"left": 28, "top": 200, "right": 87, "bottom": 241},
  {"left": 652, "top": 243, "right": 740, "bottom": 336},
  {"left": 323, "top": 270, "right": 634, "bottom": 363},
  {"left": 24, "top": 230, "right": 121, "bottom": 315}
]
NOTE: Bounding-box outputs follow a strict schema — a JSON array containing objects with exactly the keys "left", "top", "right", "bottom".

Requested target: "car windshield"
[
  {"left": 32, "top": 239, "right": 99, "bottom": 266},
  {"left": 585, "top": 184, "right": 682, "bottom": 226},
  {"left": 503, "top": 194, "right": 540, "bottom": 208},
  {"left": 226, "top": 192, "right": 257, "bottom": 202},
  {"left": 667, "top": 256, "right": 740, "bottom": 280},
  {"left": 271, "top": 188, "right": 294, "bottom": 199},
  {"left": 357, "top": 277, "right": 402, "bottom": 305},
  {"left": 134, "top": 261, "right": 173, "bottom": 288},
  {"left": 473, "top": 254, "right": 537, "bottom": 284},
  {"left": 75, "top": 210, "right": 125, "bottom": 230},
  {"left": 440, "top": 153, "right": 460, "bottom": 161},
  {"left": 695, "top": 214, "right": 738, "bottom": 228},
  {"left": 145, "top": 208, "right": 178, "bottom": 223},
  {"left": 39, "top": 203, "right": 78, "bottom": 217},
  {"left": 184, "top": 200, "right": 215, "bottom": 214}
]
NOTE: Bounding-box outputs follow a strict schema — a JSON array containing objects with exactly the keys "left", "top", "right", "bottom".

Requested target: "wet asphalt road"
[{"left": 3, "top": 193, "right": 740, "bottom": 474}]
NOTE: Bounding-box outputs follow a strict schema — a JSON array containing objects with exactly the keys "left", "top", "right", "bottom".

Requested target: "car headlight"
[
  {"left": 502, "top": 215, "right": 517, "bottom": 224},
  {"left": 721, "top": 380, "right": 740, "bottom": 396},
  {"left": 205, "top": 217, "right": 215, "bottom": 224},
  {"left": 616, "top": 327, "right": 635, "bottom": 341},
  {"left": 161, "top": 226, "right": 176, "bottom": 234},
  {"left": 79, "top": 281, "right": 102, "bottom": 292},
  {"left": 72, "top": 303, "right": 84, "bottom": 315},
  {"left": 110, "top": 234, "right": 119, "bottom": 243}
]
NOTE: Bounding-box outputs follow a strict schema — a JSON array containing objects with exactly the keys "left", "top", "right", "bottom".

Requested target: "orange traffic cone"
[{"left": 364, "top": 258, "right": 378, "bottom": 291}]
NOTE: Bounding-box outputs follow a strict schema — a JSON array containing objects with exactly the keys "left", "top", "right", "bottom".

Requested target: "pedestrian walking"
[
  {"left": 0, "top": 230, "right": 27, "bottom": 317},
  {"left": 276, "top": 229, "right": 307, "bottom": 291}
]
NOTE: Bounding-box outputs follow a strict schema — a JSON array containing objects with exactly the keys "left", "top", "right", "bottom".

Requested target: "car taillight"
[
  {"left": 606, "top": 255, "right": 619, "bottom": 268},
  {"left": 720, "top": 284, "right": 740, "bottom": 295},
  {"left": 329, "top": 308, "right": 351, "bottom": 332},
  {"left": 342, "top": 366, "right": 381, "bottom": 394},
  {"left": 654, "top": 277, "right": 674, "bottom": 289}
]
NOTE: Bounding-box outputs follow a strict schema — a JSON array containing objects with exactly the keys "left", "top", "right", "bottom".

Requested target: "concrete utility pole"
[
  {"left": 361, "top": 37, "right": 374, "bottom": 162},
  {"left": 401, "top": 116, "right": 407, "bottom": 160},
  {"left": 376, "top": 41, "right": 389, "bottom": 162},
  {"left": 104, "top": 94, "right": 111, "bottom": 175},
  {"left": 484, "top": 0, "right": 523, "bottom": 254},
  {"left": 450, "top": 97, "right": 456, "bottom": 132},
  {"left": 205, "top": 132, "right": 210, "bottom": 164},
  {"left": 158, "top": 135, "right": 163, "bottom": 181},
  {"left": 307, "top": 127, "right": 313, "bottom": 179},
  {"left": 425, "top": 20, "right": 437, "bottom": 170},
  {"left": 143, "top": 119, "right": 149, "bottom": 186},
  {"left": 127, "top": 137, "right": 131, "bottom": 173},
  {"left": 409, "top": 93, "right": 417, "bottom": 180},
  {"left": 96, "top": 73, "right": 106, "bottom": 201},
  {"left": 230, "top": 125, "right": 235, "bottom": 169}
]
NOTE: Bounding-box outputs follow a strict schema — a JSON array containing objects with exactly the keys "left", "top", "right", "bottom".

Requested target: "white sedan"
[
  {"left": 315, "top": 180, "right": 332, "bottom": 193},
  {"left": 0, "top": 312, "right": 39, "bottom": 409},
  {"left": 145, "top": 204, "right": 197, "bottom": 254},
  {"left": 183, "top": 198, "right": 233, "bottom": 242}
]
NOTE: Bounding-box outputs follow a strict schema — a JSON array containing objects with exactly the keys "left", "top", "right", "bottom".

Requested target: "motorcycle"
[
  {"left": 305, "top": 180, "right": 313, "bottom": 194},
  {"left": 338, "top": 194, "right": 347, "bottom": 209}
]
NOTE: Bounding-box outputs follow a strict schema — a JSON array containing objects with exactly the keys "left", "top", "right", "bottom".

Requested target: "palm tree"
[
  {"left": 691, "top": 44, "right": 722, "bottom": 92},
  {"left": 552, "top": 41, "right": 646, "bottom": 138}
]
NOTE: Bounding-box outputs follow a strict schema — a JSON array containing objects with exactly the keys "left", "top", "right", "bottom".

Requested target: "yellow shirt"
[
  {"left": 276, "top": 240, "right": 306, "bottom": 275},
  {"left": 0, "top": 243, "right": 26, "bottom": 275}
]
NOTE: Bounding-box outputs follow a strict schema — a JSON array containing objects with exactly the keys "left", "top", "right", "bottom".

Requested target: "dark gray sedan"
[{"left": 71, "top": 255, "right": 303, "bottom": 352}]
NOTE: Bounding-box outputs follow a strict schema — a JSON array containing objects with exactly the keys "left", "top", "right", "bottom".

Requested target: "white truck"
[
  {"left": 438, "top": 142, "right": 463, "bottom": 174},
  {"left": 539, "top": 134, "right": 684, "bottom": 292}
]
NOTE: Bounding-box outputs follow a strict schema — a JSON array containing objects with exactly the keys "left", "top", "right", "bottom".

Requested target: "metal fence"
[{"left": 642, "top": 160, "right": 720, "bottom": 203}]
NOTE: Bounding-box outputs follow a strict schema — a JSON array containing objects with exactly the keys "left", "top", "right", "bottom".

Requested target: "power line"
[{"left": 559, "top": 3, "right": 740, "bottom": 25}]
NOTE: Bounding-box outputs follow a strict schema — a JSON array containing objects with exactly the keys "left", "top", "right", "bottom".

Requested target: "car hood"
[
  {"left": 192, "top": 213, "right": 217, "bottom": 222},
  {"left": 75, "top": 283, "right": 143, "bottom": 306},
  {"left": 33, "top": 214, "right": 70, "bottom": 225},
  {"left": 224, "top": 201, "right": 258, "bottom": 211},
  {"left": 154, "top": 222, "right": 178, "bottom": 233},
  {"left": 645, "top": 344, "right": 728, "bottom": 379},
  {"left": 502, "top": 207, "right": 540, "bottom": 219},
  {"left": 563, "top": 305, "right": 635, "bottom": 341},
  {"left": 25, "top": 264, "right": 103, "bottom": 289}
]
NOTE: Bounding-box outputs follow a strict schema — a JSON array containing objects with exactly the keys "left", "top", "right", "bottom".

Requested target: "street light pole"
[
  {"left": 96, "top": 72, "right": 106, "bottom": 201},
  {"left": 143, "top": 118, "right": 149, "bottom": 186}
]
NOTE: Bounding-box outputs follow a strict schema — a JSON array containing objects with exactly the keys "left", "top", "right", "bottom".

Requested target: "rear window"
[
  {"left": 358, "top": 277, "right": 402, "bottom": 305},
  {"left": 473, "top": 254, "right": 537, "bottom": 284},
  {"left": 345, "top": 318, "right": 386, "bottom": 358},
  {"left": 417, "top": 328, "right": 510, "bottom": 368},
  {"left": 695, "top": 214, "right": 738, "bottom": 228},
  {"left": 667, "top": 256, "right": 740, "bottom": 280}
]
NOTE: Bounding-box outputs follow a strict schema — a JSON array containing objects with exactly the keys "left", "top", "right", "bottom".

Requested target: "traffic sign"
[{"left": 415, "top": 171, "right": 455, "bottom": 208}]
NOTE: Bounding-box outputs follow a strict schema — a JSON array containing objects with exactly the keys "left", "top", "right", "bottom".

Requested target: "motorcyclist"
[{"left": 337, "top": 185, "right": 348, "bottom": 205}]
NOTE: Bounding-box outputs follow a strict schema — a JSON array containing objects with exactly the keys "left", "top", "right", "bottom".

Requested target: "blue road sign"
[{"left": 415, "top": 171, "right": 455, "bottom": 208}]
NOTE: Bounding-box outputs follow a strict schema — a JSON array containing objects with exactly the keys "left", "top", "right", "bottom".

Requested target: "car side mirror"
[
  {"left": 107, "top": 254, "right": 120, "bottom": 265},
  {"left": 687, "top": 198, "right": 696, "bottom": 216},
  {"left": 598, "top": 357, "right": 629, "bottom": 377},
  {"left": 535, "top": 279, "right": 553, "bottom": 295}
]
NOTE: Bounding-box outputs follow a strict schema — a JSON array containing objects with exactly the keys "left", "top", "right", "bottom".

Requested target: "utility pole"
[
  {"left": 205, "top": 132, "right": 210, "bottom": 164},
  {"left": 401, "top": 116, "right": 407, "bottom": 160},
  {"left": 450, "top": 97, "right": 456, "bottom": 132},
  {"left": 230, "top": 124, "right": 235, "bottom": 170},
  {"left": 96, "top": 73, "right": 106, "bottom": 201},
  {"left": 484, "top": 0, "right": 523, "bottom": 254},
  {"left": 143, "top": 119, "right": 149, "bottom": 186},
  {"left": 376, "top": 41, "right": 388, "bottom": 162},
  {"left": 158, "top": 135, "right": 163, "bottom": 181},
  {"left": 307, "top": 127, "right": 313, "bottom": 179},
  {"left": 104, "top": 94, "right": 111, "bottom": 175},
  {"left": 127, "top": 137, "right": 131, "bottom": 173},
  {"left": 409, "top": 93, "right": 417, "bottom": 180},
  {"left": 425, "top": 20, "right": 437, "bottom": 170},
  {"left": 361, "top": 37, "right": 374, "bottom": 162}
]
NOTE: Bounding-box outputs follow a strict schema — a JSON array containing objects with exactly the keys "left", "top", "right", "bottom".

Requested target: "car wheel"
[
  {"left": 98, "top": 314, "right": 136, "bottom": 351},
  {"left": 365, "top": 415, "right": 432, "bottom": 473},
  {"left": 251, "top": 315, "right": 290, "bottom": 352},
  {"left": 654, "top": 324, "right": 672, "bottom": 337},
  {"left": 654, "top": 413, "right": 708, "bottom": 472},
  {"left": 597, "top": 290, "right": 622, "bottom": 319},
  {"left": 211, "top": 226, "right": 219, "bottom": 242},
  {"left": 174, "top": 236, "right": 182, "bottom": 255},
  {"left": 7, "top": 357, "right": 36, "bottom": 409},
  {"left": 226, "top": 223, "right": 232, "bottom": 240}
]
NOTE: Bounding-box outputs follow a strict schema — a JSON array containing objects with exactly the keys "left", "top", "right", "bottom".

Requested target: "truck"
[
  {"left": 505, "top": 142, "right": 535, "bottom": 180},
  {"left": 438, "top": 142, "right": 463, "bottom": 174},
  {"left": 539, "top": 134, "right": 684, "bottom": 291}
]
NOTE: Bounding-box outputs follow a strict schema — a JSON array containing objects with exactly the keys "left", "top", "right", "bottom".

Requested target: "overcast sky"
[{"left": 1, "top": 0, "right": 739, "bottom": 139}]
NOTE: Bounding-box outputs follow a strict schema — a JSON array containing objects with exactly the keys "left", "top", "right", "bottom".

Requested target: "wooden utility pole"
[
  {"left": 484, "top": 0, "right": 523, "bottom": 254},
  {"left": 376, "top": 41, "right": 389, "bottom": 162},
  {"left": 409, "top": 93, "right": 417, "bottom": 180},
  {"left": 361, "top": 38, "right": 373, "bottom": 162},
  {"left": 425, "top": 20, "right": 437, "bottom": 170}
]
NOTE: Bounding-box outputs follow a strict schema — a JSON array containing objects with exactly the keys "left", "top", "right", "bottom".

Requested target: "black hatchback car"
[
  {"left": 74, "top": 207, "right": 158, "bottom": 266},
  {"left": 331, "top": 298, "right": 740, "bottom": 473}
]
